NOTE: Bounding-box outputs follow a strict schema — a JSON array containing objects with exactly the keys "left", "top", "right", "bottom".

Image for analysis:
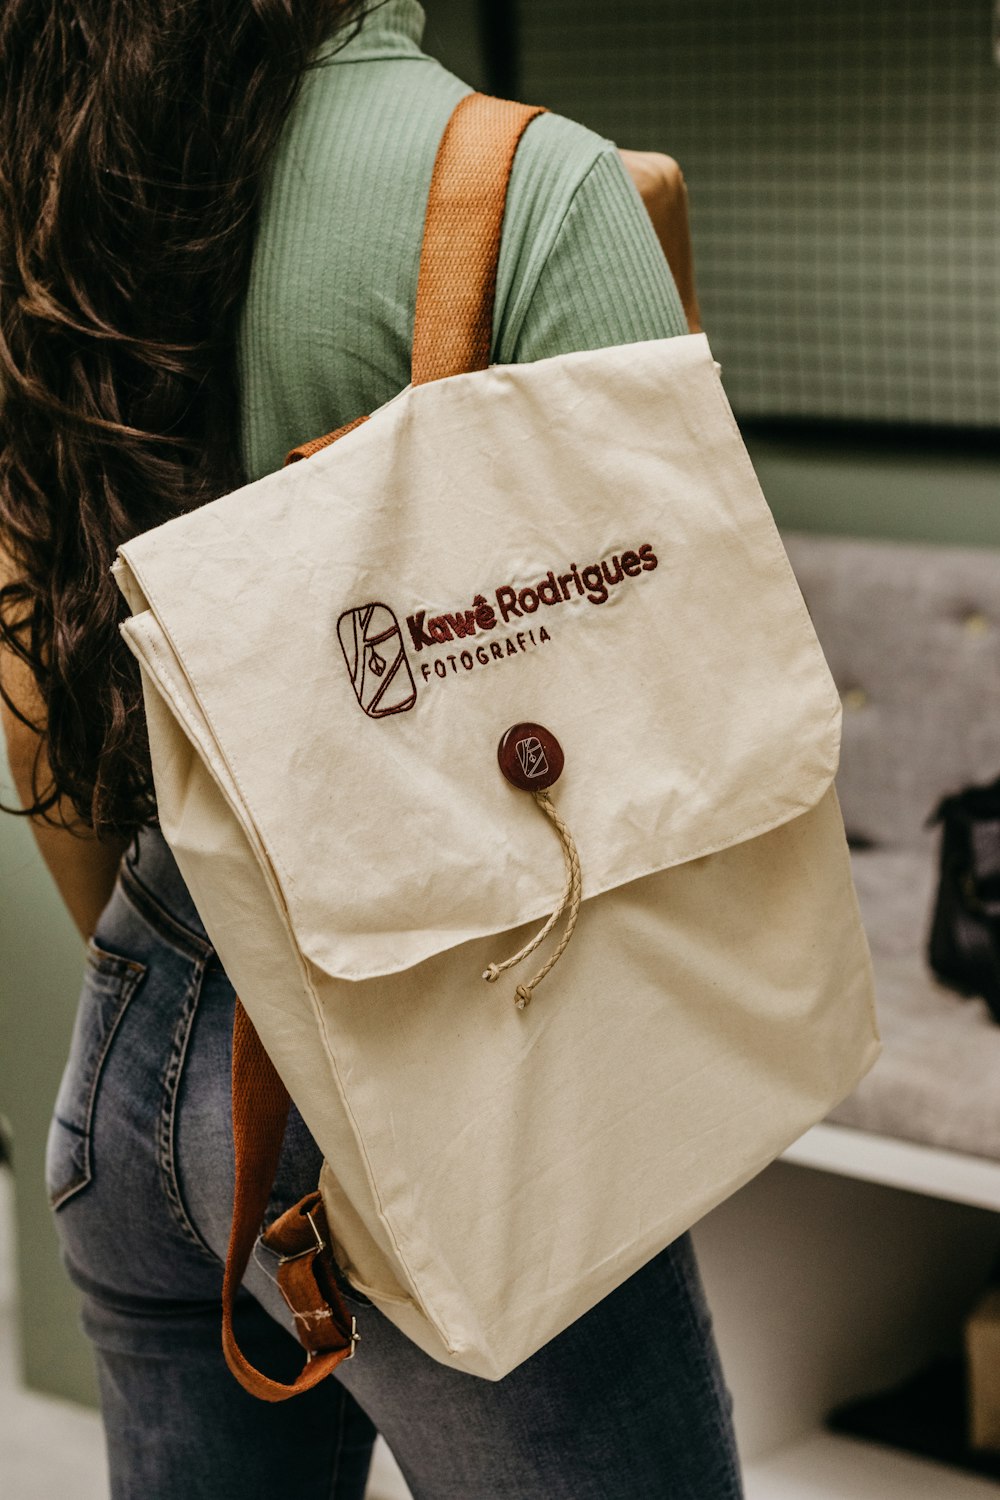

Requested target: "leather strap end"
[
  {"left": 222, "top": 1002, "right": 359, "bottom": 1403},
  {"left": 264, "top": 1192, "right": 359, "bottom": 1360}
]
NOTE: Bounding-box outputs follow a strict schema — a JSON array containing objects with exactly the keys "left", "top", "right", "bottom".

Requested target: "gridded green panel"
[{"left": 520, "top": 1, "right": 1000, "bottom": 427}]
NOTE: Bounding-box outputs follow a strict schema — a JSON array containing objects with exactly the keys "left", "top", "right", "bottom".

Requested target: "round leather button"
[{"left": 497, "top": 722, "right": 564, "bottom": 792}]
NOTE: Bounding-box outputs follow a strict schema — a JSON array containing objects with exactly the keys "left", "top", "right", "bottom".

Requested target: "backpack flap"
[{"left": 116, "top": 330, "right": 841, "bottom": 987}]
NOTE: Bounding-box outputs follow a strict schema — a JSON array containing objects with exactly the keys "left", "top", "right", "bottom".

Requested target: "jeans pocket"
[{"left": 45, "top": 941, "right": 147, "bottom": 1210}]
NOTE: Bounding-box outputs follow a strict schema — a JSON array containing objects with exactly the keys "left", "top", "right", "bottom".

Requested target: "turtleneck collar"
[{"left": 320, "top": 0, "right": 428, "bottom": 64}]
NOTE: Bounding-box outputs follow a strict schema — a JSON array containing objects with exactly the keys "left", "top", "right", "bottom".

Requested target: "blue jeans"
[{"left": 46, "top": 826, "right": 744, "bottom": 1499}]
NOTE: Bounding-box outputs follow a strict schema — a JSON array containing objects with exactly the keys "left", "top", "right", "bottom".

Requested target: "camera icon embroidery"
[
  {"left": 338, "top": 603, "right": 416, "bottom": 718},
  {"left": 516, "top": 736, "right": 548, "bottom": 779}
]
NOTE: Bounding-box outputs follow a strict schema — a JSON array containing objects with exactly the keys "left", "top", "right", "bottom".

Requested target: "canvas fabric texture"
[
  {"left": 113, "top": 98, "right": 878, "bottom": 1384},
  {"left": 113, "top": 326, "right": 879, "bottom": 1379}
]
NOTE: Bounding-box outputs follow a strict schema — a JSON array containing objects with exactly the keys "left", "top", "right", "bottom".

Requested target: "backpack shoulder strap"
[
  {"left": 222, "top": 1001, "right": 358, "bottom": 1402},
  {"left": 285, "top": 91, "right": 544, "bottom": 462},
  {"left": 411, "top": 92, "right": 546, "bottom": 386},
  {"left": 226, "top": 96, "right": 548, "bottom": 1403}
]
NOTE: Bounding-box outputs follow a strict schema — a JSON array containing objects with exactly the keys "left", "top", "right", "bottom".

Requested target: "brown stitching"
[
  {"left": 336, "top": 602, "right": 417, "bottom": 719},
  {"left": 366, "top": 649, "right": 409, "bottom": 717}
]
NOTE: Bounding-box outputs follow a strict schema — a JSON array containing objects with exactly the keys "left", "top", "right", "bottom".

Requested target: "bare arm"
[{"left": 1, "top": 557, "right": 126, "bottom": 941}]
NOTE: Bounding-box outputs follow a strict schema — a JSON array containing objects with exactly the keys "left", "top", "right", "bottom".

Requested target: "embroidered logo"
[
  {"left": 339, "top": 542, "right": 659, "bottom": 719},
  {"left": 516, "top": 736, "right": 548, "bottom": 780},
  {"left": 337, "top": 603, "right": 416, "bottom": 718}
]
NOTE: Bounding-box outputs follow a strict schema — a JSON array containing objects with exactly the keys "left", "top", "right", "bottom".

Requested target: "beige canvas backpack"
[{"left": 113, "top": 94, "right": 879, "bottom": 1401}]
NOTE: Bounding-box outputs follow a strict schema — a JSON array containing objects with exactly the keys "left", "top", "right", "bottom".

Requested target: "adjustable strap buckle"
[
  {"left": 296, "top": 1207, "right": 360, "bottom": 1361},
  {"left": 262, "top": 1192, "right": 360, "bottom": 1360}
]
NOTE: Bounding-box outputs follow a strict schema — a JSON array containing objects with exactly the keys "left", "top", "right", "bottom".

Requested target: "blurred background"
[{"left": 2, "top": 3, "right": 999, "bottom": 1496}]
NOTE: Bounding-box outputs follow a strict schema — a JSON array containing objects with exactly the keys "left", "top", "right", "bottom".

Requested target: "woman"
[{"left": 0, "top": 1, "right": 744, "bottom": 1494}]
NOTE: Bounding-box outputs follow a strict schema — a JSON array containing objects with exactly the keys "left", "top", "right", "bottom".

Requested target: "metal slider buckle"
[
  {"left": 304, "top": 1316, "right": 360, "bottom": 1365},
  {"left": 305, "top": 1204, "right": 326, "bottom": 1254},
  {"left": 278, "top": 1206, "right": 361, "bottom": 1359},
  {"left": 275, "top": 1204, "right": 327, "bottom": 1265}
]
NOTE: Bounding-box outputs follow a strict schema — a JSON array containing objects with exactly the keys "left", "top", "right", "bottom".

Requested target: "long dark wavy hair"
[{"left": 0, "top": 0, "right": 365, "bottom": 836}]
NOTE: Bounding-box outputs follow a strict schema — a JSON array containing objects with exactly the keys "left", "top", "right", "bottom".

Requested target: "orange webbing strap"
[
  {"left": 282, "top": 93, "right": 542, "bottom": 463},
  {"left": 410, "top": 92, "right": 545, "bottom": 386},
  {"left": 285, "top": 414, "right": 369, "bottom": 467},
  {"left": 225, "top": 100, "right": 701, "bottom": 1404},
  {"left": 224, "top": 96, "right": 542, "bottom": 1402},
  {"left": 222, "top": 1001, "right": 357, "bottom": 1402}
]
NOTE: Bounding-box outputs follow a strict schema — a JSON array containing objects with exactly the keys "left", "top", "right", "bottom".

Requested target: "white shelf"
[
  {"left": 782, "top": 1123, "right": 1000, "bottom": 1214},
  {"left": 745, "top": 1430, "right": 1000, "bottom": 1499}
]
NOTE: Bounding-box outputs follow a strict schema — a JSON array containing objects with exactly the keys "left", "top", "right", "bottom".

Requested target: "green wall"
[
  {"left": 749, "top": 433, "right": 1000, "bottom": 549},
  {"left": 0, "top": 745, "right": 97, "bottom": 1405},
  {"left": 518, "top": 0, "right": 1000, "bottom": 432},
  {"left": 422, "top": 0, "right": 487, "bottom": 88}
]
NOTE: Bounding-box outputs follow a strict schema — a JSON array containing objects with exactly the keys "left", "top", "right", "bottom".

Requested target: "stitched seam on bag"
[
  {"left": 137, "top": 631, "right": 320, "bottom": 1046},
  {"left": 157, "top": 695, "right": 838, "bottom": 983},
  {"left": 125, "top": 621, "right": 453, "bottom": 1338},
  {"left": 134, "top": 628, "right": 310, "bottom": 981},
  {"left": 140, "top": 628, "right": 247, "bottom": 803},
  {"left": 304, "top": 960, "right": 463, "bottom": 1354},
  {"left": 126, "top": 596, "right": 302, "bottom": 903},
  {"left": 332, "top": 1269, "right": 412, "bottom": 1308},
  {"left": 324, "top": 781, "right": 844, "bottom": 981},
  {"left": 140, "top": 601, "right": 841, "bottom": 981},
  {"left": 705, "top": 353, "right": 845, "bottom": 750},
  {"left": 122, "top": 349, "right": 844, "bottom": 981},
  {"left": 124, "top": 348, "right": 842, "bottom": 896},
  {"left": 135, "top": 627, "right": 299, "bottom": 930}
]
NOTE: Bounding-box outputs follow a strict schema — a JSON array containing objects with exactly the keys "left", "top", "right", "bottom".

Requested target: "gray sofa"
[{"left": 783, "top": 532, "right": 1000, "bottom": 1163}]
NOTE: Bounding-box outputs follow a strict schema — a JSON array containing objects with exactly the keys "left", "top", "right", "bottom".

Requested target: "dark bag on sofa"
[{"left": 928, "top": 776, "right": 1000, "bottom": 1024}]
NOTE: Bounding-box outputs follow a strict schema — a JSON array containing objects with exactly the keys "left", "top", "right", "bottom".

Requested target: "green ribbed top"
[{"left": 237, "top": 0, "right": 686, "bottom": 481}]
